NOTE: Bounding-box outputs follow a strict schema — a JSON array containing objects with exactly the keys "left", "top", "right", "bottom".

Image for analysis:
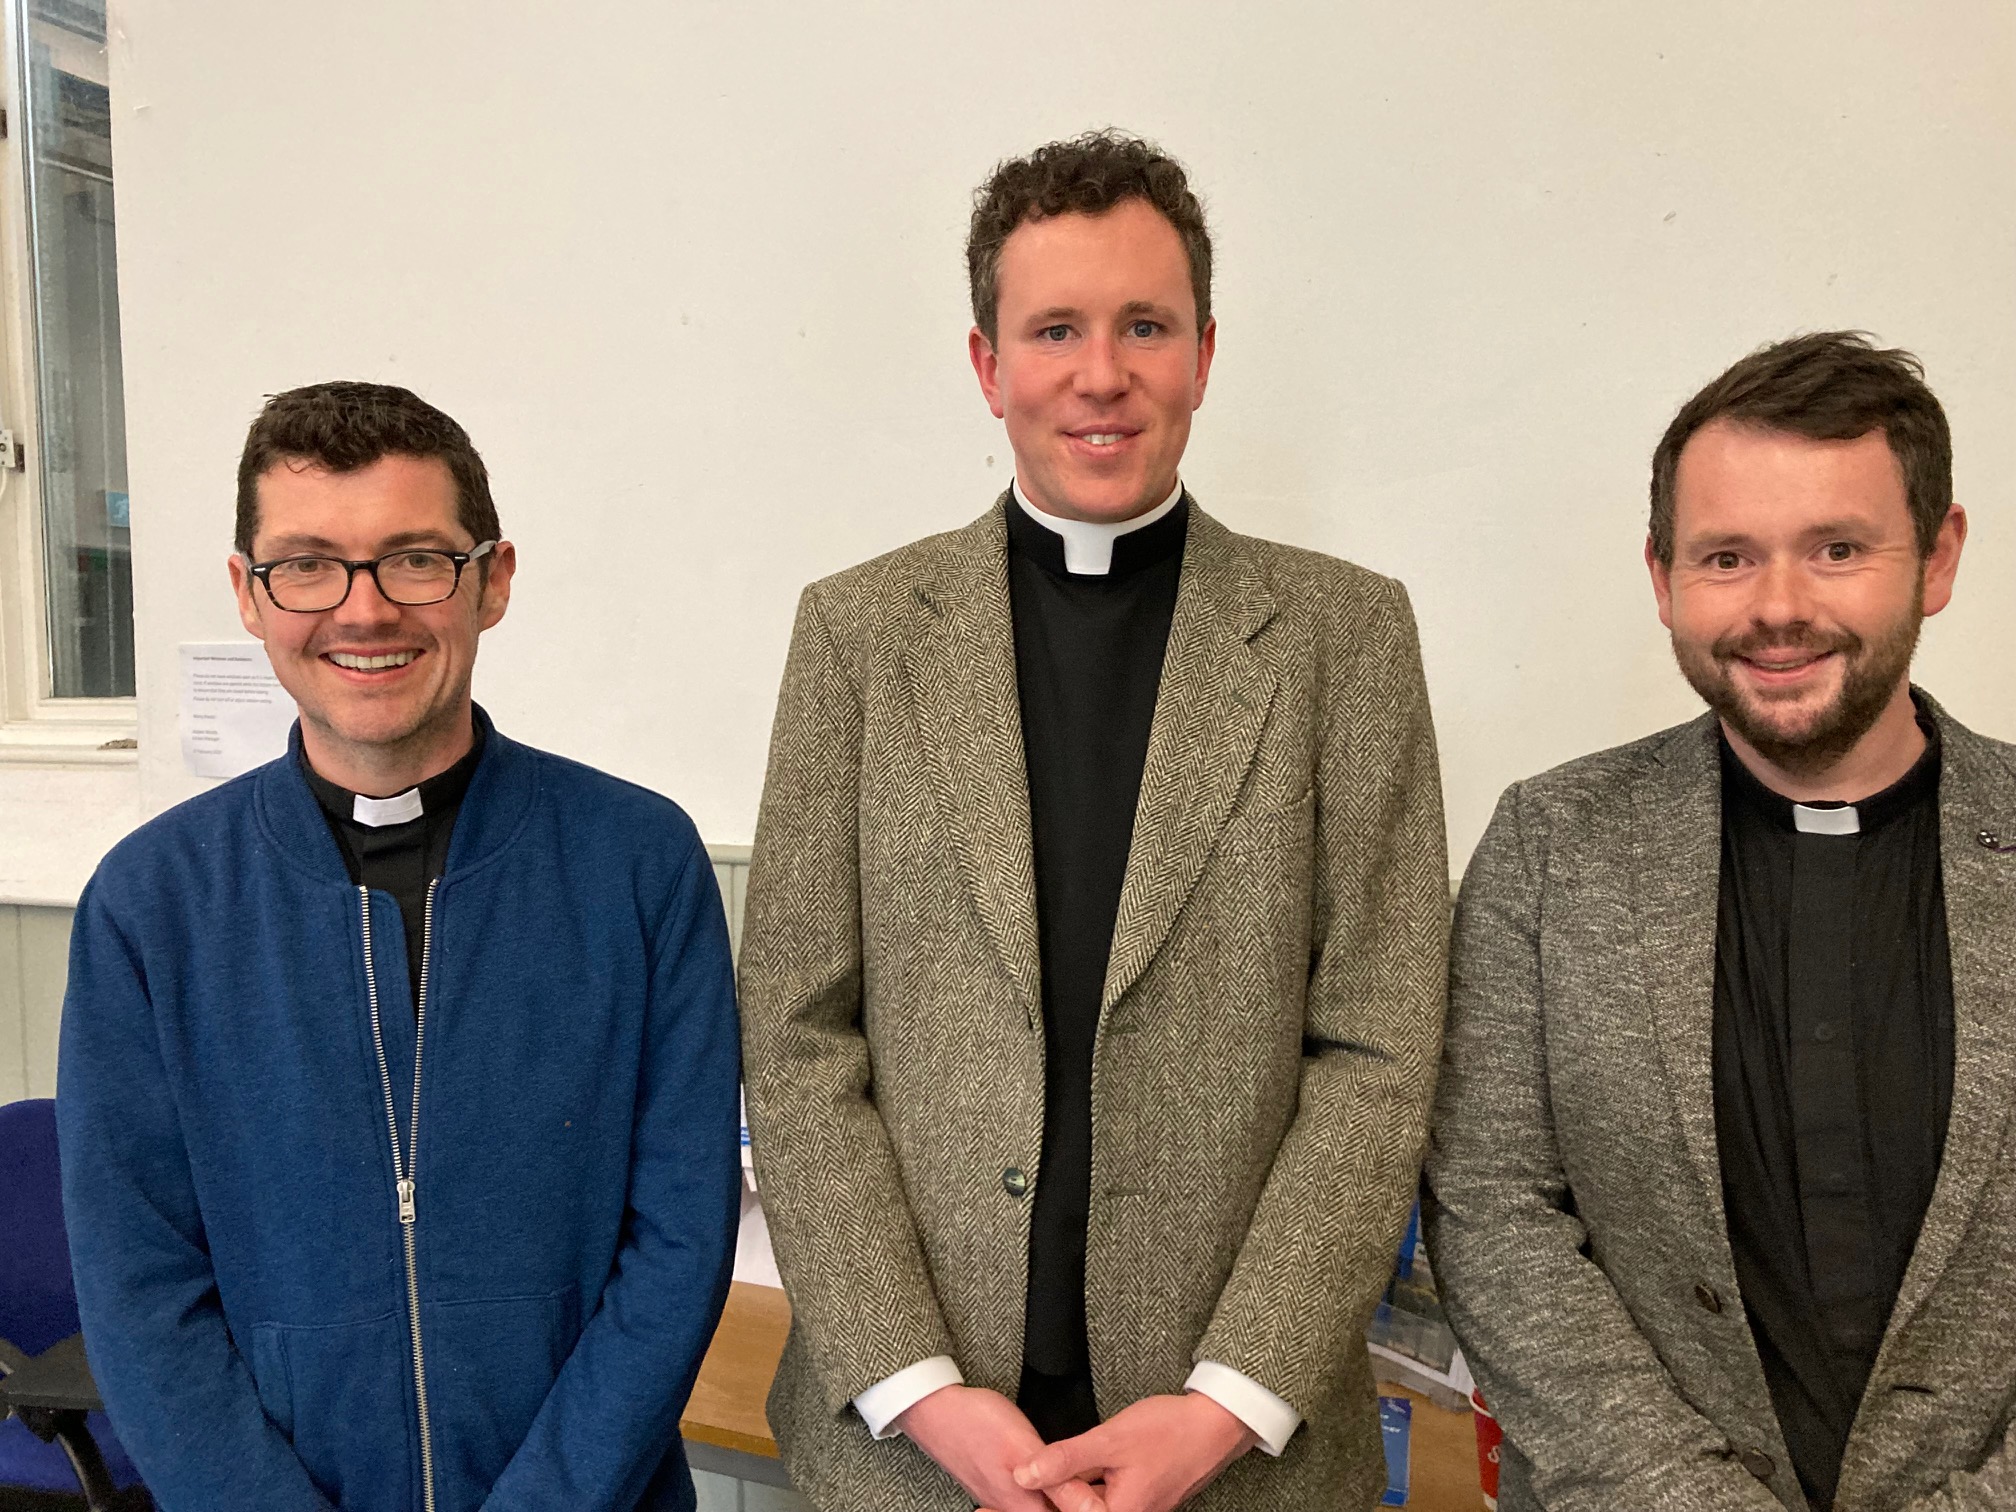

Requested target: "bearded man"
[{"left": 1427, "top": 331, "right": 2016, "bottom": 1512}]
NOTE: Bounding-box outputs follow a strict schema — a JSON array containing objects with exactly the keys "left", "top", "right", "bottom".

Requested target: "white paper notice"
[{"left": 179, "top": 643, "right": 297, "bottom": 779}]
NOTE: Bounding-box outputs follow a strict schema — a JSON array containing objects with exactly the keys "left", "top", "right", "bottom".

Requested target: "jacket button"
[
  {"left": 1739, "top": 1448, "right": 1775, "bottom": 1481},
  {"left": 1002, "top": 1168, "right": 1029, "bottom": 1198},
  {"left": 1694, "top": 1282, "right": 1723, "bottom": 1314}
]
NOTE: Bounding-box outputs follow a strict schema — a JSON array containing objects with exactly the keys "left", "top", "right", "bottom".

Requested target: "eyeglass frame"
[{"left": 242, "top": 540, "right": 498, "bottom": 613}]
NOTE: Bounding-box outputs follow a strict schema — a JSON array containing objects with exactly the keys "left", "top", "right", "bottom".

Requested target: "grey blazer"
[
  {"left": 740, "top": 498, "right": 1449, "bottom": 1510},
  {"left": 1425, "top": 696, "right": 2016, "bottom": 1512}
]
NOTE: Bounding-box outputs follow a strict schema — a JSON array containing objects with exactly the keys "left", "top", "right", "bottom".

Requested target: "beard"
[{"left": 1670, "top": 594, "right": 1923, "bottom": 779}]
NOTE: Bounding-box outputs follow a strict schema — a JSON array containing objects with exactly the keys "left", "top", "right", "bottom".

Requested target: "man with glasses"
[{"left": 57, "top": 382, "right": 741, "bottom": 1512}]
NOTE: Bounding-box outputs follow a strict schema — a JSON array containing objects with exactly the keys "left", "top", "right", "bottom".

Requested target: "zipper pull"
[{"left": 397, "top": 1178, "right": 417, "bottom": 1225}]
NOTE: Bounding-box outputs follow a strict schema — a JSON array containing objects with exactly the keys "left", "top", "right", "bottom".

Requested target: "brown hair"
[
  {"left": 235, "top": 381, "right": 500, "bottom": 556},
  {"left": 1648, "top": 331, "right": 1951, "bottom": 564},
  {"left": 966, "top": 129, "right": 1212, "bottom": 345}
]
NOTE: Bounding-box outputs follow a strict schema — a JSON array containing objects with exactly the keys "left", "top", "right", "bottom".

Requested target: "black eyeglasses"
[{"left": 245, "top": 541, "right": 497, "bottom": 613}]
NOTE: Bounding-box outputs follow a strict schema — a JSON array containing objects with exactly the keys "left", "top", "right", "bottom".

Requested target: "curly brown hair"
[
  {"left": 235, "top": 381, "right": 500, "bottom": 556},
  {"left": 966, "top": 129, "right": 1212, "bottom": 345},
  {"left": 1648, "top": 332, "right": 1951, "bottom": 564}
]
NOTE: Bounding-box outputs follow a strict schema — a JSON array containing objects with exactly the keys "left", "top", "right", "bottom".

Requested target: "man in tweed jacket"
[
  {"left": 1428, "top": 332, "right": 2016, "bottom": 1512},
  {"left": 741, "top": 132, "right": 1448, "bottom": 1512}
]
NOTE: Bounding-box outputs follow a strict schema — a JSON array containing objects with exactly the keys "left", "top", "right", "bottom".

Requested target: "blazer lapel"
[
  {"left": 1885, "top": 705, "right": 2016, "bottom": 1330},
  {"left": 907, "top": 502, "right": 1042, "bottom": 1021},
  {"left": 1629, "top": 714, "right": 1733, "bottom": 1236},
  {"left": 1101, "top": 507, "right": 1278, "bottom": 1015}
]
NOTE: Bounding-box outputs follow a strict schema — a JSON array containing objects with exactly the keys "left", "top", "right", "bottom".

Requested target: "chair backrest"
[{"left": 0, "top": 1098, "right": 81, "bottom": 1356}]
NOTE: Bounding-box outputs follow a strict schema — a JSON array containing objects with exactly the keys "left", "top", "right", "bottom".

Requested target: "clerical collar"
[
  {"left": 301, "top": 726, "right": 487, "bottom": 831},
  {"left": 1719, "top": 707, "right": 1942, "bottom": 838},
  {"left": 1007, "top": 478, "right": 1188, "bottom": 578}
]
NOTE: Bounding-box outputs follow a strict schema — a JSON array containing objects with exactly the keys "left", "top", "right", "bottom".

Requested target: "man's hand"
[
  {"left": 1007, "top": 1391, "right": 1258, "bottom": 1512},
  {"left": 897, "top": 1384, "right": 1102, "bottom": 1512}
]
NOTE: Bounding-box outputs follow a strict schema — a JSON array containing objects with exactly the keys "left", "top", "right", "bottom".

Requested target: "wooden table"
[
  {"left": 683, "top": 1281, "right": 793, "bottom": 1478},
  {"left": 681, "top": 1283, "right": 1488, "bottom": 1508}
]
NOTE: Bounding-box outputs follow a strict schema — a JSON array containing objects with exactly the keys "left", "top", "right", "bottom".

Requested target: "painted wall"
[
  {"left": 1, "top": 763, "right": 137, "bottom": 906},
  {"left": 3, "top": 0, "right": 2013, "bottom": 908},
  {"left": 0, "top": 903, "right": 69, "bottom": 1099}
]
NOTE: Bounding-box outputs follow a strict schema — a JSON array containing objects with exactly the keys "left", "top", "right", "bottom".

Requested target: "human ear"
[
  {"left": 229, "top": 554, "right": 266, "bottom": 640},
  {"left": 1920, "top": 503, "right": 1968, "bottom": 617},
  {"left": 969, "top": 326, "right": 1006, "bottom": 419},
  {"left": 1646, "top": 535, "right": 1675, "bottom": 631},
  {"left": 476, "top": 541, "right": 517, "bottom": 631}
]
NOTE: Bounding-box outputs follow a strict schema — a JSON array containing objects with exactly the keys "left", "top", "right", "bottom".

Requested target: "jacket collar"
[
  {"left": 254, "top": 704, "right": 537, "bottom": 886},
  {"left": 1630, "top": 710, "right": 1727, "bottom": 1238}
]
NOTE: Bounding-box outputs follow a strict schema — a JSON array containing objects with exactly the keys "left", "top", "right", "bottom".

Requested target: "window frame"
[{"left": 0, "top": 0, "right": 135, "bottom": 764}]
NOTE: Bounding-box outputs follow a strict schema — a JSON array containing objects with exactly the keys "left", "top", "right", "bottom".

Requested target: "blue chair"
[{"left": 0, "top": 1098, "right": 149, "bottom": 1511}]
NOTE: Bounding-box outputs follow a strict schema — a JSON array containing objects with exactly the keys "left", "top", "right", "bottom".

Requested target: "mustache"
[{"left": 1711, "top": 625, "right": 1862, "bottom": 662}]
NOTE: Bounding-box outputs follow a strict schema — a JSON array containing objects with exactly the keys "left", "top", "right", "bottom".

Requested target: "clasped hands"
[{"left": 896, "top": 1382, "right": 1258, "bottom": 1512}]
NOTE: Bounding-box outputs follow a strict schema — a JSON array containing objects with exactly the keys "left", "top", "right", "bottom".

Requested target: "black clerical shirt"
[
  {"left": 1713, "top": 714, "right": 1953, "bottom": 1509},
  {"left": 302, "top": 728, "right": 484, "bottom": 1007},
  {"left": 1006, "top": 493, "right": 1188, "bottom": 1380}
]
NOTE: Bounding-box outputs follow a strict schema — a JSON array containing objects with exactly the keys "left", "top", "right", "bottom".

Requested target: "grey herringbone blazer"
[
  {"left": 739, "top": 498, "right": 1449, "bottom": 1510},
  {"left": 1426, "top": 696, "right": 2016, "bottom": 1512}
]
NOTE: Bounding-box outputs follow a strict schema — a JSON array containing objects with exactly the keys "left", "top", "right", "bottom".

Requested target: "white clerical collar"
[
  {"left": 1011, "top": 477, "right": 1185, "bottom": 576},
  {"left": 1793, "top": 803, "right": 1860, "bottom": 836},
  {"left": 352, "top": 788, "right": 424, "bottom": 827}
]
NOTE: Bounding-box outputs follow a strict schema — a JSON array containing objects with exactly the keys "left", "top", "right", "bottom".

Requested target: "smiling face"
[
  {"left": 229, "top": 452, "right": 514, "bottom": 793},
  {"left": 1649, "top": 418, "right": 1965, "bottom": 779},
  {"left": 969, "top": 197, "right": 1215, "bottom": 524}
]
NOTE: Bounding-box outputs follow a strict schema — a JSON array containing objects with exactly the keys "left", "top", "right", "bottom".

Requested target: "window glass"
[{"left": 21, "top": 0, "right": 131, "bottom": 698}]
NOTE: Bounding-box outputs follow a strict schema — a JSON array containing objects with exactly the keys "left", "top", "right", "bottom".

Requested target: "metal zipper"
[{"left": 362, "top": 881, "right": 440, "bottom": 1512}]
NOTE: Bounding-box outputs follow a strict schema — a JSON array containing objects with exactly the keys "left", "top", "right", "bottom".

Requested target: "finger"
[
  {"left": 1043, "top": 1478, "right": 1108, "bottom": 1512},
  {"left": 1015, "top": 1426, "right": 1111, "bottom": 1490},
  {"left": 985, "top": 1480, "right": 1079, "bottom": 1512}
]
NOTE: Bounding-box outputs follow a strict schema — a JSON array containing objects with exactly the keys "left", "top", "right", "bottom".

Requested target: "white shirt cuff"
[
  {"left": 853, "top": 1356, "right": 964, "bottom": 1440},
  {"left": 1184, "top": 1361, "right": 1301, "bottom": 1457}
]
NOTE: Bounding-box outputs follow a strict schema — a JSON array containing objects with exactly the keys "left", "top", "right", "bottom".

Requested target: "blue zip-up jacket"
[{"left": 56, "top": 714, "right": 740, "bottom": 1512}]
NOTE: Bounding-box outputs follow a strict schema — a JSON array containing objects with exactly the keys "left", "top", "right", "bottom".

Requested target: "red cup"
[{"left": 1471, "top": 1389, "right": 1502, "bottom": 1510}]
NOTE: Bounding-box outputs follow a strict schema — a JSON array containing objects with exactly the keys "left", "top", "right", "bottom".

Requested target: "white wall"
[
  {"left": 1, "top": 763, "right": 136, "bottom": 905},
  {"left": 11, "top": 0, "right": 2009, "bottom": 901},
  {"left": 0, "top": 904, "right": 71, "bottom": 1098}
]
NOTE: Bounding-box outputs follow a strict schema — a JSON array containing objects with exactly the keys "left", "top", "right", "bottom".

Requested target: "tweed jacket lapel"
[
  {"left": 908, "top": 501, "right": 1041, "bottom": 1021},
  {"left": 1101, "top": 506, "right": 1278, "bottom": 1014},
  {"left": 1629, "top": 713, "right": 1734, "bottom": 1238},
  {"left": 1883, "top": 702, "right": 2016, "bottom": 1332}
]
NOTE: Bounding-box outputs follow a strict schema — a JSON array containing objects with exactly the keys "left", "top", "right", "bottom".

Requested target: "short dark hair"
[
  {"left": 966, "top": 129, "right": 1213, "bottom": 345},
  {"left": 1648, "top": 331, "right": 1952, "bottom": 564},
  {"left": 235, "top": 381, "right": 500, "bottom": 556}
]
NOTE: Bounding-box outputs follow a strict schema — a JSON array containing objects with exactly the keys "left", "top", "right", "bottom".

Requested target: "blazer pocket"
[{"left": 1215, "top": 787, "right": 1315, "bottom": 857}]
